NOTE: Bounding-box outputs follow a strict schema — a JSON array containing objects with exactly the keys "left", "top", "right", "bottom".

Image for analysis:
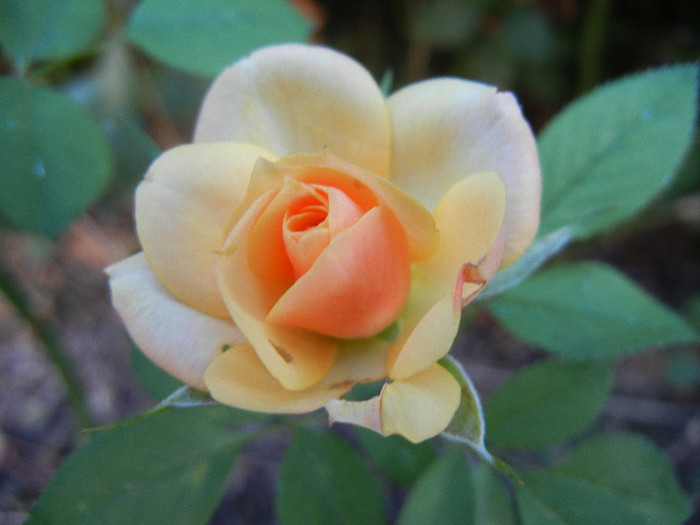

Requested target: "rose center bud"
[
  {"left": 282, "top": 184, "right": 364, "bottom": 278},
  {"left": 266, "top": 177, "right": 412, "bottom": 340}
]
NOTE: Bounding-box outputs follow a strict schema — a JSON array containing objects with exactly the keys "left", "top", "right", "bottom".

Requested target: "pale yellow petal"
[
  {"left": 194, "top": 44, "right": 391, "bottom": 177},
  {"left": 215, "top": 196, "right": 337, "bottom": 391},
  {"left": 326, "top": 363, "right": 461, "bottom": 443},
  {"left": 204, "top": 337, "right": 390, "bottom": 414},
  {"left": 204, "top": 343, "right": 351, "bottom": 413},
  {"left": 380, "top": 363, "right": 461, "bottom": 443},
  {"left": 387, "top": 294, "right": 459, "bottom": 380},
  {"left": 106, "top": 253, "right": 246, "bottom": 390},
  {"left": 388, "top": 78, "right": 540, "bottom": 264},
  {"left": 416, "top": 171, "right": 507, "bottom": 305},
  {"left": 135, "top": 142, "right": 275, "bottom": 318}
]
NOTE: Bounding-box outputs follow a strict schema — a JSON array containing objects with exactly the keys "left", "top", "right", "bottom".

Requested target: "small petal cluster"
[{"left": 107, "top": 44, "right": 540, "bottom": 443}]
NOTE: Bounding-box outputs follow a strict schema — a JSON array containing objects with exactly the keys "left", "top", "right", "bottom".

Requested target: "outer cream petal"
[
  {"left": 326, "top": 363, "right": 461, "bottom": 443},
  {"left": 194, "top": 44, "right": 392, "bottom": 177},
  {"left": 135, "top": 142, "right": 275, "bottom": 318},
  {"left": 106, "top": 253, "right": 246, "bottom": 390},
  {"left": 388, "top": 78, "right": 540, "bottom": 264}
]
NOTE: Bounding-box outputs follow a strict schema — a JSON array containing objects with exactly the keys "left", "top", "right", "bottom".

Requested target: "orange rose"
[{"left": 107, "top": 44, "right": 540, "bottom": 442}]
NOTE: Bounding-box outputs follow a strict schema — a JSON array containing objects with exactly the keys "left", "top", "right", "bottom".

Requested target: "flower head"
[{"left": 107, "top": 44, "right": 540, "bottom": 443}]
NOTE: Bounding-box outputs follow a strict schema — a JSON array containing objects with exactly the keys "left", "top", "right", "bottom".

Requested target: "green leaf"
[
  {"left": 397, "top": 450, "right": 474, "bottom": 525},
  {"left": 538, "top": 64, "right": 698, "bottom": 238},
  {"left": 472, "top": 463, "right": 516, "bottom": 525},
  {"left": 126, "top": 0, "right": 311, "bottom": 78},
  {"left": 130, "top": 344, "right": 182, "bottom": 401},
  {"left": 485, "top": 358, "right": 615, "bottom": 450},
  {"left": 488, "top": 262, "right": 698, "bottom": 358},
  {"left": 357, "top": 427, "right": 437, "bottom": 486},
  {"left": 277, "top": 427, "right": 385, "bottom": 525},
  {"left": 27, "top": 407, "right": 251, "bottom": 525},
  {"left": 517, "top": 433, "right": 692, "bottom": 525},
  {"left": 439, "top": 356, "right": 487, "bottom": 452},
  {"left": 0, "top": 78, "right": 112, "bottom": 237},
  {"left": 0, "top": 0, "right": 105, "bottom": 70}
]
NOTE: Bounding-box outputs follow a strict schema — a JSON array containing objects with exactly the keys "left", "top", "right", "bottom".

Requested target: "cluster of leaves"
[{"left": 2, "top": 1, "right": 699, "bottom": 524}]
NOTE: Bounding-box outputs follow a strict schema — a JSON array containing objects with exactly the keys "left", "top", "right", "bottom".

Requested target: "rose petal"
[
  {"left": 387, "top": 294, "right": 459, "bottom": 380},
  {"left": 388, "top": 78, "right": 540, "bottom": 265},
  {"left": 135, "top": 142, "right": 274, "bottom": 318},
  {"left": 204, "top": 336, "right": 390, "bottom": 414},
  {"left": 215, "top": 196, "right": 338, "bottom": 391},
  {"left": 267, "top": 206, "right": 411, "bottom": 339},
  {"left": 415, "top": 171, "right": 507, "bottom": 305},
  {"left": 106, "top": 253, "right": 246, "bottom": 390},
  {"left": 194, "top": 44, "right": 392, "bottom": 177},
  {"left": 204, "top": 343, "right": 352, "bottom": 413},
  {"left": 326, "top": 362, "right": 461, "bottom": 443}
]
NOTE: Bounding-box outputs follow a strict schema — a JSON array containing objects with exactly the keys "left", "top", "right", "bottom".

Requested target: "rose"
[{"left": 106, "top": 44, "right": 540, "bottom": 443}]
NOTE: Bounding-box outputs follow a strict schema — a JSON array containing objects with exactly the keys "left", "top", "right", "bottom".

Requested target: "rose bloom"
[{"left": 107, "top": 44, "right": 540, "bottom": 443}]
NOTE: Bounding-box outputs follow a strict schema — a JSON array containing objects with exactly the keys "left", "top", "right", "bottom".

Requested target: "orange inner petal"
[{"left": 267, "top": 206, "right": 411, "bottom": 339}]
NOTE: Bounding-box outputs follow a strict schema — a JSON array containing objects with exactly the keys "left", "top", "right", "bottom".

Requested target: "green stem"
[
  {"left": 0, "top": 256, "right": 93, "bottom": 429},
  {"left": 578, "top": 0, "right": 610, "bottom": 93}
]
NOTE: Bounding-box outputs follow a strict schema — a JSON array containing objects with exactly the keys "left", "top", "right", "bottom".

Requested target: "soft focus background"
[{"left": 1, "top": 0, "right": 699, "bottom": 523}]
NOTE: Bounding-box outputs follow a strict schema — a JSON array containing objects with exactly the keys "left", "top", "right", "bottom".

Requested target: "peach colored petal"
[
  {"left": 215, "top": 196, "right": 337, "bottom": 391},
  {"left": 194, "top": 44, "right": 391, "bottom": 177},
  {"left": 135, "top": 142, "right": 275, "bottom": 318},
  {"left": 204, "top": 343, "right": 352, "bottom": 413},
  {"left": 268, "top": 152, "right": 440, "bottom": 261},
  {"left": 326, "top": 363, "right": 461, "bottom": 443},
  {"left": 106, "top": 253, "right": 246, "bottom": 391},
  {"left": 388, "top": 78, "right": 540, "bottom": 265},
  {"left": 267, "top": 206, "right": 411, "bottom": 339}
]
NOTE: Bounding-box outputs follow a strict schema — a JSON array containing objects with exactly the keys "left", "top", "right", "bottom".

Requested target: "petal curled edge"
[
  {"left": 194, "top": 44, "right": 392, "bottom": 177},
  {"left": 204, "top": 337, "right": 390, "bottom": 413},
  {"left": 215, "top": 196, "right": 337, "bottom": 391},
  {"left": 388, "top": 78, "right": 540, "bottom": 265},
  {"left": 326, "top": 363, "right": 461, "bottom": 443},
  {"left": 386, "top": 172, "right": 506, "bottom": 380},
  {"left": 135, "top": 142, "right": 275, "bottom": 318},
  {"left": 106, "top": 253, "right": 246, "bottom": 390}
]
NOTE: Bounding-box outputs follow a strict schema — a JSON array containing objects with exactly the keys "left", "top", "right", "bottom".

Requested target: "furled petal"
[
  {"left": 267, "top": 206, "right": 411, "bottom": 339},
  {"left": 326, "top": 363, "right": 461, "bottom": 443},
  {"left": 204, "top": 336, "right": 390, "bottom": 414},
  {"left": 388, "top": 78, "right": 540, "bottom": 265},
  {"left": 204, "top": 343, "right": 351, "bottom": 413},
  {"left": 106, "top": 253, "right": 246, "bottom": 390},
  {"left": 386, "top": 172, "right": 506, "bottom": 380},
  {"left": 194, "top": 44, "right": 392, "bottom": 177},
  {"left": 135, "top": 142, "right": 275, "bottom": 318},
  {"left": 215, "top": 196, "right": 337, "bottom": 391}
]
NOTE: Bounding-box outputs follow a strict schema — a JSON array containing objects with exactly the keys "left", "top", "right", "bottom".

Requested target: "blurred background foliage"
[{"left": 1, "top": 0, "right": 699, "bottom": 523}]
